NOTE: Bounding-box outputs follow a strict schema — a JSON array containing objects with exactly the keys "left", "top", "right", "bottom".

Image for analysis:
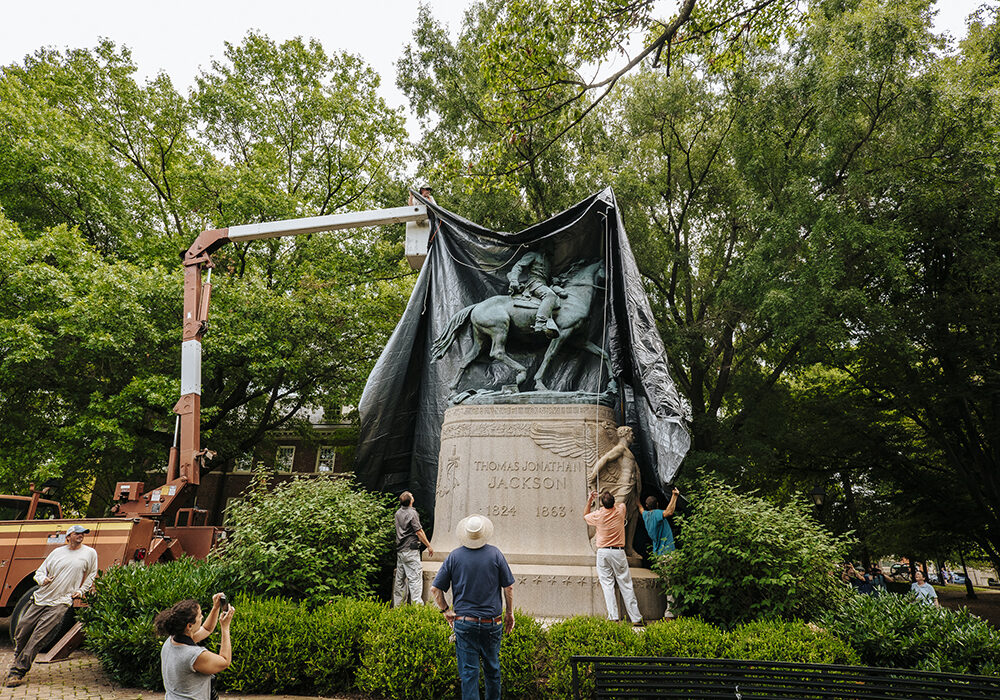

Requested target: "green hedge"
[
  {"left": 220, "top": 595, "right": 386, "bottom": 695},
  {"left": 821, "top": 592, "right": 1000, "bottom": 675},
  {"left": 80, "top": 557, "right": 227, "bottom": 689},
  {"left": 83, "top": 559, "right": 998, "bottom": 698},
  {"left": 725, "top": 619, "right": 858, "bottom": 665},
  {"left": 545, "top": 616, "right": 644, "bottom": 699},
  {"left": 643, "top": 617, "right": 727, "bottom": 658}
]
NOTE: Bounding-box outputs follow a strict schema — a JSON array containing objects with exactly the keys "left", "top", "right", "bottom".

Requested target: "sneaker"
[
  {"left": 6, "top": 673, "right": 25, "bottom": 687},
  {"left": 632, "top": 620, "right": 646, "bottom": 627}
]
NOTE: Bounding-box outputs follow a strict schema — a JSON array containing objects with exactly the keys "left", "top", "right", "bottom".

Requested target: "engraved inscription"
[
  {"left": 536, "top": 505, "right": 568, "bottom": 518},
  {"left": 487, "top": 476, "right": 568, "bottom": 490},
  {"left": 486, "top": 504, "right": 517, "bottom": 517},
  {"left": 475, "top": 459, "right": 581, "bottom": 473}
]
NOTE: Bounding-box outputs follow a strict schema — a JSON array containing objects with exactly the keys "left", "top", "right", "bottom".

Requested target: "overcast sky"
[{"left": 0, "top": 0, "right": 994, "bottom": 135}]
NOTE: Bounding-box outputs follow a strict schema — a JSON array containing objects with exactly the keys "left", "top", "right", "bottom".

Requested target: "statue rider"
[{"left": 507, "top": 250, "right": 560, "bottom": 336}]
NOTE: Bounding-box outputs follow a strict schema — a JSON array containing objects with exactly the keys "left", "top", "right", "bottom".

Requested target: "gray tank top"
[{"left": 161, "top": 638, "right": 211, "bottom": 700}]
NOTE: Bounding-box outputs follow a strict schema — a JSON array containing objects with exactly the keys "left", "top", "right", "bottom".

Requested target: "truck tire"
[{"left": 8, "top": 586, "right": 76, "bottom": 649}]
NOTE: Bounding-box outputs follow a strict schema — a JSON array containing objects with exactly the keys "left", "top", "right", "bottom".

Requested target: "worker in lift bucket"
[{"left": 6, "top": 524, "right": 98, "bottom": 687}]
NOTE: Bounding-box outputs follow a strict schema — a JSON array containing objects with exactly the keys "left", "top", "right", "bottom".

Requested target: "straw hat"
[{"left": 456, "top": 514, "right": 494, "bottom": 549}]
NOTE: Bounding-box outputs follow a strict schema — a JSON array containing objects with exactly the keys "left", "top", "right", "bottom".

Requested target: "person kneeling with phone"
[{"left": 155, "top": 593, "right": 234, "bottom": 700}]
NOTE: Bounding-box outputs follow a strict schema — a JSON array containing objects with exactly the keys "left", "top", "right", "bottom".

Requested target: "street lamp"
[{"left": 809, "top": 486, "right": 827, "bottom": 508}]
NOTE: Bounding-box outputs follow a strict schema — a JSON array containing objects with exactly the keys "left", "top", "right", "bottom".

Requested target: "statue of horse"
[{"left": 431, "top": 259, "right": 612, "bottom": 392}]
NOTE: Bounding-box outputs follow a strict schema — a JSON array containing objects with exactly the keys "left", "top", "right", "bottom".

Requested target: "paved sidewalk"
[{"left": 0, "top": 644, "right": 346, "bottom": 700}]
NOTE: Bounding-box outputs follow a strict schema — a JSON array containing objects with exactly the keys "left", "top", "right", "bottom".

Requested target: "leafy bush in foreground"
[
  {"left": 501, "top": 611, "right": 548, "bottom": 699},
  {"left": 545, "top": 616, "right": 643, "bottom": 699},
  {"left": 725, "top": 619, "right": 858, "bottom": 664},
  {"left": 220, "top": 595, "right": 387, "bottom": 695},
  {"left": 81, "top": 557, "right": 226, "bottom": 689},
  {"left": 216, "top": 473, "right": 395, "bottom": 603},
  {"left": 643, "top": 617, "right": 727, "bottom": 658},
  {"left": 654, "top": 481, "right": 850, "bottom": 627},
  {"left": 356, "top": 603, "right": 459, "bottom": 700},
  {"left": 821, "top": 592, "right": 1000, "bottom": 675}
]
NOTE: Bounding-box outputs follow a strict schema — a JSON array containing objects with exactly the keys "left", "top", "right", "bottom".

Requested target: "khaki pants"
[
  {"left": 11, "top": 601, "right": 70, "bottom": 676},
  {"left": 393, "top": 549, "right": 424, "bottom": 605}
]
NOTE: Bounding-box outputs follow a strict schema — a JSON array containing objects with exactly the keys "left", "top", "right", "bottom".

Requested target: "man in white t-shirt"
[{"left": 6, "top": 524, "right": 98, "bottom": 687}]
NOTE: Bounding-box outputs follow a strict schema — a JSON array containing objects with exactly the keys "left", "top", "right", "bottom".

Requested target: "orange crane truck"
[{"left": 0, "top": 203, "right": 428, "bottom": 659}]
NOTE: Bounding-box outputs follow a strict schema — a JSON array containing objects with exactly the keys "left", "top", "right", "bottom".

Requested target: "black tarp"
[{"left": 356, "top": 188, "right": 690, "bottom": 519}]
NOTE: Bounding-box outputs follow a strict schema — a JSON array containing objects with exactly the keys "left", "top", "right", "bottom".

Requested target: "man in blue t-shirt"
[
  {"left": 638, "top": 487, "right": 679, "bottom": 556},
  {"left": 430, "top": 515, "right": 515, "bottom": 700}
]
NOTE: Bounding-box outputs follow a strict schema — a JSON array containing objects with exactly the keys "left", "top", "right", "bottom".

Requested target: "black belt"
[
  {"left": 600, "top": 546, "right": 624, "bottom": 550},
  {"left": 455, "top": 615, "right": 502, "bottom": 624}
]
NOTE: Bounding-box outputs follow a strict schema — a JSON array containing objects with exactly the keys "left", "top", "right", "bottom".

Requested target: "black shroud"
[{"left": 356, "top": 188, "right": 690, "bottom": 520}]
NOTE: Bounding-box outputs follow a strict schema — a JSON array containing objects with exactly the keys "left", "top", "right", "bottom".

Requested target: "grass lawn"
[{"left": 937, "top": 584, "right": 1000, "bottom": 627}]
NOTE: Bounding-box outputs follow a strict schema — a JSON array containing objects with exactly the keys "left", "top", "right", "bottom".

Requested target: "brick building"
[{"left": 195, "top": 414, "right": 358, "bottom": 526}]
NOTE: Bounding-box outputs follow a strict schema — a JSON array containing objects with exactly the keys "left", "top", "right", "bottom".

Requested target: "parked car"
[{"left": 952, "top": 573, "right": 967, "bottom": 585}]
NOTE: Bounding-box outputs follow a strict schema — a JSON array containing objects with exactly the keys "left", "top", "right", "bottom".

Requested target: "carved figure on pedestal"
[
  {"left": 588, "top": 425, "right": 642, "bottom": 557},
  {"left": 431, "top": 259, "right": 612, "bottom": 393}
]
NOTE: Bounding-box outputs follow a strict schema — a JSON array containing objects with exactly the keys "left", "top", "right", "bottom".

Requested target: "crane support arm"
[{"left": 113, "top": 205, "right": 427, "bottom": 521}]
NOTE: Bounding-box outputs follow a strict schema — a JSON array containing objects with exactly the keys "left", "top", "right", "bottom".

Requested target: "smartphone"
[{"left": 219, "top": 594, "right": 229, "bottom": 612}]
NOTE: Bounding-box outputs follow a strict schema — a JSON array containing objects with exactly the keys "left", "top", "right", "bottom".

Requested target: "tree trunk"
[{"left": 960, "top": 549, "right": 977, "bottom": 600}]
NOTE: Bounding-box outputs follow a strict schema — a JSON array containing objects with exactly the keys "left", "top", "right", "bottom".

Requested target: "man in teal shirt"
[{"left": 638, "top": 488, "right": 680, "bottom": 555}]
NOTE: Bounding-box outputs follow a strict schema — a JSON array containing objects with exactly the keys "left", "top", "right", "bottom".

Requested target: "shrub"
[
  {"left": 219, "top": 595, "right": 386, "bottom": 695},
  {"left": 80, "top": 557, "right": 227, "bottom": 689},
  {"left": 216, "top": 473, "right": 395, "bottom": 603},
  {"left": 725, "top": 619, "right": 858, "bottom": 664},
  {"left": 821, "top": 592, "right": 1000, "bottom": 675},
  {"left": 545, "top": 616, "right": 643, "bottom": 699},
  {"left": 220, "top": 595, "right": 316, "bottom": 694},
  {"left": 501, "top": 611, "right": 549, "bottom": 699},
  {"left": 654, "top": 481, "right": 850, "bottom": 627},
  {"left": 356, "top": 604, "right": 459, "bottom": 700},
  {"left": 308, "top": 596, "right": 387, "bottom": 693},
  {"left": 643, "top": 617, "right": 727, "bottom": 658}
]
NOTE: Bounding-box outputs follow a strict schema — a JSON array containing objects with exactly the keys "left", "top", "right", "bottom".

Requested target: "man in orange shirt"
[{"left": 584, "top": 490, "right": 643, "bottom": 625}]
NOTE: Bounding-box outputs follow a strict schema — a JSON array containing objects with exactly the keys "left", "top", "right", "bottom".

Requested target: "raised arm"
[
  {"left": 193, "top": 606, "right": 235, "bottom": 675},
  {"left": 664, "top": 488, "right": 680, "bottom": 517},
  {"left": 193, "top": 593, "right": 224, "bottom": 642},
  {"left": 588, "top": 444, "right": 625, "bottom": 482}
]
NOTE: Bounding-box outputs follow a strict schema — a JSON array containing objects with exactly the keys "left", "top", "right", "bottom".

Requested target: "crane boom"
[{"left": 111, "top": 204, "right": 428, "bottom": 521}]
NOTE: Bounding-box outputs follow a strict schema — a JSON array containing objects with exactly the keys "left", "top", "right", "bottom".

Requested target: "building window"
[
  {"left": 316, "top": 446, "right": 337, "bottom": 472},
  {"left": 233, "top": 454, "right": 253, "bottom": 472},
  {"left": 276, "top": 446, "right": 296, "bottom": 473}
]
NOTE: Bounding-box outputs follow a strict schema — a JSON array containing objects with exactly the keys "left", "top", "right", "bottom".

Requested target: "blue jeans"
[{"left": 453, "top": 619, "right": 502, "bottom": 700}]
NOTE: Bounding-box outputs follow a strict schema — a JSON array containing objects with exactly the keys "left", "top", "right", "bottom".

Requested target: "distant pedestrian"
[
  {"left": 5, "top": 524, "right": 97, "bottom": 688},
  {"left": 155, "top": 594, "right": 234, "bottom": 700},
  {"left": 584, "top": 490, "right": 644, "bottom": 626},
  {"left": 430, "top": 515, "right": 515, "bottom": 700},
  {"left": 638, "top": 488, "right": 680, "bottom": 556},
  {"left": 911, "top": 570, "right": 939, "bottom": 607},
  {"left": 870, "top": 565, "right": 889, "bottom": 593},
  {"left": 393, "top": 491, "right": 434, "bottom": 606}
]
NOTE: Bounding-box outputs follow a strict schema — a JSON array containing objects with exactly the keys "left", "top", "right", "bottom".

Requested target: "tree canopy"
[{"left": 0, "top": 34, "right": 412, "bottom": 513}]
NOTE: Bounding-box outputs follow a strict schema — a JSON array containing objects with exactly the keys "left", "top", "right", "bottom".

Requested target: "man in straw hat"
[{"left": 430, "top": 514, "right": 515, "bottom": 700}]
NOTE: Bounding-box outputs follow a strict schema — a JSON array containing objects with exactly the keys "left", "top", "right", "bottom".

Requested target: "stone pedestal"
[{"left": 422, "top": 403, "right": 665, "bottom": 619}]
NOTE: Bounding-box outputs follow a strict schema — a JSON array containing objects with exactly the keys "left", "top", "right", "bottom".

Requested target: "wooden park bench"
[{"left": 569, "top": 655, "right": 1000, "bottom": 699}]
